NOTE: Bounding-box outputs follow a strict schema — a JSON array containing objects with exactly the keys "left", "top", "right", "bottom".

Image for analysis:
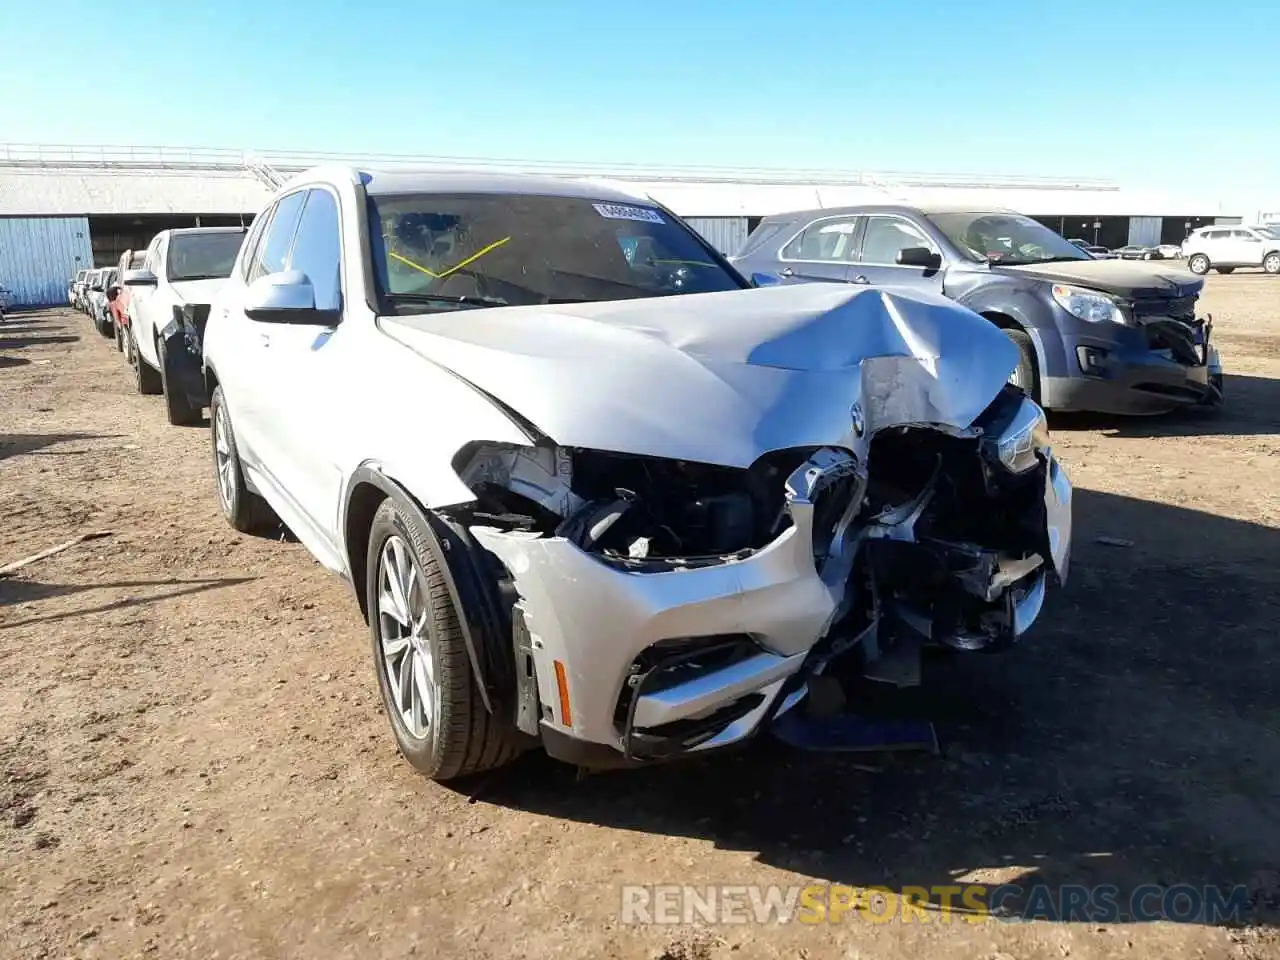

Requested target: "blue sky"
[{"left": 4, "top": 1, "right": 1276, "bottom": 201}]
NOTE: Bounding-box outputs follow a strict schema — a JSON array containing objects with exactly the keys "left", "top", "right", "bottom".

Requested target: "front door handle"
[
  {"left": 851, "top": 275, "right": 870, "bottom": 284},
  {"left": 779, "top": 267, "right": 794, "bottom": 278}
]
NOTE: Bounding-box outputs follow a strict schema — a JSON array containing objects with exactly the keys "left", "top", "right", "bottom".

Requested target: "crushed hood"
[
  {"left": 381, "top": 284, "right": 1019, "bottom": 468},
  {"left": 995, "top": 258, "right": 1204, "bottom": 299}
]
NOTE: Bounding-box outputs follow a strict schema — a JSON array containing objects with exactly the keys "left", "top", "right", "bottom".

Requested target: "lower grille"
[{"left": 1144, "top": 319, "right": 1202, "bottom": 366}]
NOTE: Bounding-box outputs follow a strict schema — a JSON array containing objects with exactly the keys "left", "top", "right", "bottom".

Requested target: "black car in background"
[{"left": 730, "top": 204, "right": 1223, "bottom": 415}]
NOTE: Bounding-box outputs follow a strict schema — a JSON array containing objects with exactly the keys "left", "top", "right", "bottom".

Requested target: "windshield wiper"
[
  {"left": 991, "top": 255, "right": 1091, "bottom": 267},
  {"left": 384, "top": 292, "right": 509, "bottom": 309}
]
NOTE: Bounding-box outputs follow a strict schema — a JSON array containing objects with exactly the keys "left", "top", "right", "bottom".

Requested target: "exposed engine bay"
[{"left": 451, "top": 383, "right": 1063, "bottom": 663}]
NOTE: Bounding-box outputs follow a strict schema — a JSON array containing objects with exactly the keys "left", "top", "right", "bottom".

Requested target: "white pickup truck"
[{"left": 122, "top": 226, "right": 247, "bottom": 424}]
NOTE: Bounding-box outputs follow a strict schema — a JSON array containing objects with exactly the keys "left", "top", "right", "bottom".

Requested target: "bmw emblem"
[{"left": 850, "top": 402, "right": 865, "bottom": 438}]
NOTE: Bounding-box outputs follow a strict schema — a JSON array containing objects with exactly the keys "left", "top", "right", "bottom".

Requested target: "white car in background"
[
  {"left": 1181, "top": 224, "right": 1280, "bottom": 275},
  {"left": 200, "top": 166, "right": 1072, "bottom": 783},
  {"left": 122, "top": 226, "right": 246, "bottom": 425}
]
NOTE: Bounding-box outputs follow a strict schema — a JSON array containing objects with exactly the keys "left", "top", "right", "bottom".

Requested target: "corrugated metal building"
[
  {"left": 0, "top": 142, "right": 1248, "bottom": 304},
  {"left": 0, "top": 217, "right": 93, "bottom": 305}
]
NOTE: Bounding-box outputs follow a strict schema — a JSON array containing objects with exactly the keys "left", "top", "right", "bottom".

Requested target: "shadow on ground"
[
  {"left": 460, "top": 487, "right": 1280, "bottom": 927},
  {"left": 0, "top": 433, "right": 123, "bottom": 460},
  {"left": 1050, "top": 373, "right": 1280, "bottom": 438},
  {"left": 0, "top": 576, "right": 256, "bottom": 625}
]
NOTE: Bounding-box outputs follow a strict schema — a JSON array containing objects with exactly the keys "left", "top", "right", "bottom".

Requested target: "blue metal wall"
[{"left": 0, "top": 217, "right": 93, "bottom": 306}]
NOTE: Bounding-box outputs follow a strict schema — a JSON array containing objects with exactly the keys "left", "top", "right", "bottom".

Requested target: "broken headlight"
[
  {"left": 1051, "top": 284, "right": 1127, "bottom": 325},
  {"left": 987, "top": 397, "right": 1050, "bottom": 474}
]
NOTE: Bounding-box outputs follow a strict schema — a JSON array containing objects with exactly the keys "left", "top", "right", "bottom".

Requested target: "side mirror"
[
  {"left": 896, "top": 247, "right": 943, "bottom": 270},
  {"left": 123, "top": 268, "right": 158, "bottom": 286},
  {"left": 244, "top": 270, "right": 339, "bottom": 326},
  {"left": 750, "top": 272, "right": 781, "bottom": 287}
]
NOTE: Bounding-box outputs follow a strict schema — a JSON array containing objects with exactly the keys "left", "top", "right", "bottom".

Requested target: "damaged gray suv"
[{"left": 202, "top": 167, "right": 1073, "bottom": 780}]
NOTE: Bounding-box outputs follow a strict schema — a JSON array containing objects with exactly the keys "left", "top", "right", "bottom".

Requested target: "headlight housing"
[
  {"left": 1051, "top": 284, "right": 1127, "bottom": 325},
  {"left": 988, "top": 396, "right": 1050, "bottom": 474}
]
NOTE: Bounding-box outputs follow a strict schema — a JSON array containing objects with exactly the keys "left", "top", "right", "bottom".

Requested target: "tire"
[
  {"left": 132, "top": 331, "right": 163, "bottom": 396},
  {"left": 1142, "top": 252, "right": 1152, "bottom": 260},
  {"left": 1264, "top": 253, "right": 1280, "bottom": 275},
  {"left": 209, "top": 386, "right": 276, "bottom": 533},
  {"left": 158, "top": 338, "right": 202, "bottom": 426},
  {"left": 365, "top": 498, "right": 520, "bottom": 781},
  {"left": 1188, "top": 254, "right": 1210, "bottom": 275},
  {"left": 1002, "top": 328, "right": 1039, "bottom": 401},
  {"left": 1216, "top": 267, "right": 1235, "bottom": 275}
]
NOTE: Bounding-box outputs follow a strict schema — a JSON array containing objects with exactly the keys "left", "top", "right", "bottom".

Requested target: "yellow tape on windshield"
[{"left": 389, "top": 236, "right": 512, "bottom": 280}]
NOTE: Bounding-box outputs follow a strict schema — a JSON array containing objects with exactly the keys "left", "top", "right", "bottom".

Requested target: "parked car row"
[
  {"left": 65, "top": 168, "right": 1081, "bottom": 783},
  {"left": 70, "top": 227, "right": 248, "bottom": 424},
  {"left": 1068, "top": 239, "right": 1185, "bottom": 261}
]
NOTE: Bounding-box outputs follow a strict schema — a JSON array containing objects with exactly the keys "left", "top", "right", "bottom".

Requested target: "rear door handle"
[
  {"left": 851, "top": 275, "right": 870, "bottom": 284},
  {"left": 779, "top": 267, "right": 794, "bottom": 278}
]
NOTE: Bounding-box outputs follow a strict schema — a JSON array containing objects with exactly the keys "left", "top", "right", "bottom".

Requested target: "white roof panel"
[{"left": 0, "top": 167, "right": 271, "bottom": 215}]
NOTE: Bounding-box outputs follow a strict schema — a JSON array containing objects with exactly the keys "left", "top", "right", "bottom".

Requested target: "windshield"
[
  {"left": 166, "top": 231, "right": 245, "bottom": 282},
  {"left": 927, "top": 212, "right": 1092, "bottom": 265},
  {"left": 1254, "top": 226, "right": 1280, "bottom": 239},
  {"left": 368, "top": 192, "right": 745, "bottom": 313}
]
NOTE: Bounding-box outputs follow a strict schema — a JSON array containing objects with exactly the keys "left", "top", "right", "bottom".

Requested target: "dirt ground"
[{"left": 2, "top": 276, "right": 1280, "bottom": 960}]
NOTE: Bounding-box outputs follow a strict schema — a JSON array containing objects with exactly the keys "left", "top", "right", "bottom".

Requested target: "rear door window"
[{"left": 781, "top": 217, "right": 860, "bottom": 262}]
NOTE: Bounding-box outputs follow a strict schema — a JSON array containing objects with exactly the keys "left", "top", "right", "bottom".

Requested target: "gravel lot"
[{"left": 3, "top": 277, "right": 1280, "bottom": 960}]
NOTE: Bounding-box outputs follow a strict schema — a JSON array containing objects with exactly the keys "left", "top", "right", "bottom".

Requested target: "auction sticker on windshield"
[{"left": 593, "top": 203, "right": 665, "bottom": 224}]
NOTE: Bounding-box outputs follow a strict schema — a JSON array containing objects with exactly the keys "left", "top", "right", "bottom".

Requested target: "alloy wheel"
[
  {"left": 213, "top": 406, "right": 235, "bottom": 512},
  {"left": 377, "top": 535, "right": 436, "bottom": 740}
]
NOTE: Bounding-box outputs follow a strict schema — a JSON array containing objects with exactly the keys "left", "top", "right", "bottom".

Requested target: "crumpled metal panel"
[
  {"left": 383, "top": 282, "right": 1019, "bottom": 469},
  {"left": 0, "top": 216, "right": 93, "bottom": 306}
]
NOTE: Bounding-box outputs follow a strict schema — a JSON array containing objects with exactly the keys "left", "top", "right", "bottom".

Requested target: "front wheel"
[
  {"left": 209, "top": 386, "right": 276, "bottom": 533},
  {"left": 1264, "top": 253, "right": 1280, "bottom": 274},
  {"left": 365, "top": 499, "right": 520, "bottom": 781},
  {"left": 132, "top": 332, "right": 163, "bottom": 396},
  {"left": 158, "top": 338, "right": 202, "bottom": 426},
  {"left": 1002, "top": 328, "right": 1039, "bottom": 402},
  {"left": 1187, "top": 254, "right": 1210, "bottom": 275}
]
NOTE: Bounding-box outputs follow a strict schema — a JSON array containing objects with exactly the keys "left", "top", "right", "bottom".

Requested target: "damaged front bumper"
[
  {"left": 467, "top": 394, "right": 1072, "bottom": 767},
  {"left": 160, "top": 304, "right": 211, "bottom": 410}
]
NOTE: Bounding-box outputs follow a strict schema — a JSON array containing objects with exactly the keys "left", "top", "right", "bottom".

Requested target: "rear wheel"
[
  {"left": 210, "top": 386, "right": 276, "bottom": 533},
  {"left": 1264, "top": 252, "right": 1280, "bottom": 274},
  {"left": 366, "top": 498, "right": 520, "bottom": 781},
  {"left": 1188, "top": 254, "right": 1210, "bottom": 275}
]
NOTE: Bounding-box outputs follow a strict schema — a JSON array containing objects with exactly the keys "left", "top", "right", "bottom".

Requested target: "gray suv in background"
[{"left": 730, "top": 205, "right": 1223, "bottom": 414}]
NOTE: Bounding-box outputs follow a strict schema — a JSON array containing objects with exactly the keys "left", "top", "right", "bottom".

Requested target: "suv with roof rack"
[
  {"left": 1180, "top": 224, "right": 1280, "bottom": 275},
  {"left": 731, "top": 204, "right": 1223, "bottom": 415}
]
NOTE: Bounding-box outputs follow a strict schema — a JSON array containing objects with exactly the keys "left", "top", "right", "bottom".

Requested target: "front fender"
[
  {"left": 955, "top": 286, "right": 1063, "bottom": 384},
  {"left": 340, "top": 464, "right": 512, "bottom": 716}
]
